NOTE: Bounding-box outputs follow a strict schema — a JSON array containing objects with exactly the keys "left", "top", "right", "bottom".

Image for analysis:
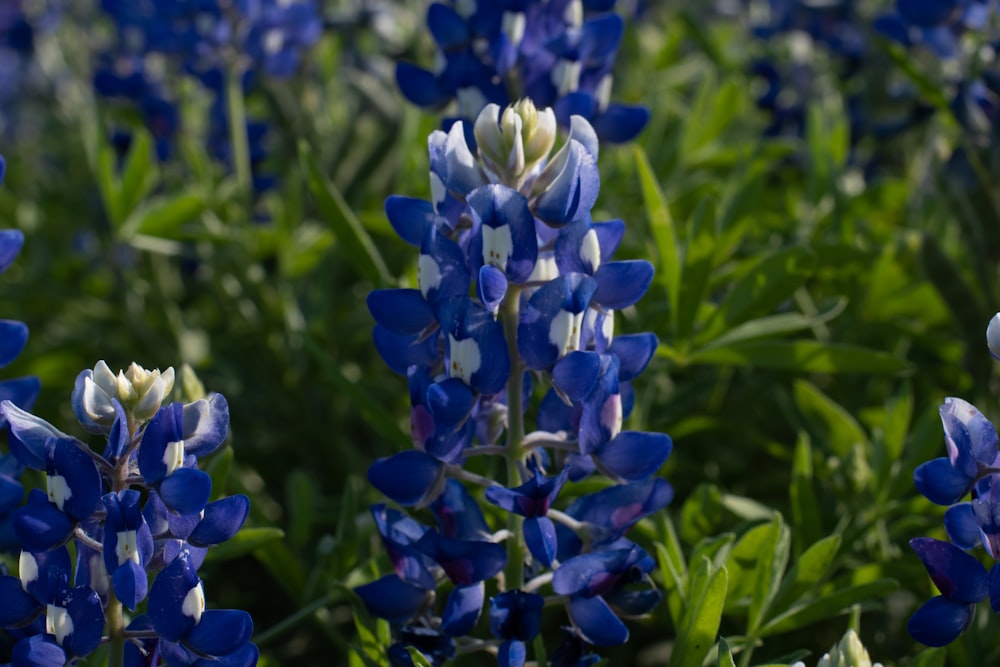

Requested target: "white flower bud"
[{"left": 988, "top": 312, "right": 1000, "bottom": 360}]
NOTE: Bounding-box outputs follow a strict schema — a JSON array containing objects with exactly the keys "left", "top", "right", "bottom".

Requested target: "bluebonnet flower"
[
  {"left": 0, "top": 361, "right": 255, "bottom": 665},
  {"left": 396, "top": 0, "right": 649, "bottom": 143},
  {"left": 0, "top": 155, "right": 41, "bottom": 553},
  {"left": 360, "top": 98, "right": 672, "bottom": 663}
]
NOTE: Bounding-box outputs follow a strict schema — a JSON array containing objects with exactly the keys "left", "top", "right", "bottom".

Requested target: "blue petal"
[
  {"left": 594, "top": 431, "right": 672, "bottom": 483},
  {"left": 368, "top": 451, "right": 444, "bottom": 506},
  {"left": 431, "top": 479, "right": 491, "bottom": 540},
  {"left": 148, "top": 552, "right": 201, "bottom": 642},
  {"left": 552, "top": 351, "right": 602, "bottom": 402},
  {"left": 0, "top": 228, "right": 24, "bottom": 274},
  {"left": 478, "top": 265, "right": 508, "bottom": 315},
  {"left": 941, "top": 397, "right": 999, "bottom": 467},
  {"left": 427, "top": 378, "right": 476, "bottom": 429},
  {"left": 105, "top": 399, "right": 129, "bottom": 461},
  {"left": 499, "top": 640, "right": 527, "bottom": 667},
  {"left": 356, "top": 574, "right": 429, "bottom": 623},
  {"left": 396, "top": 62, "right": 450, "bottom": 107},
  {"left": 14, "top": 495, "right": 74, "bottom": 551},
  {"left": 138, "top": 403, "right": 184, "bottom": 484},
  {"left": 182, "top": 394, "right": 230, "bottom": 458},
  {"left": 517, "top": 274, "right": 597, "bottom": 371},
  {"left": 159, "top": 468, "right": 213, "bottom": 515},
  {"left": 0, "top": 320, "right": 28, "bottom": 368},
  {"left": 188, "top": 495, "right": 250, "bottom": 547},
  {"left": 593, "top": 220, "right": 625, "bottom": 261},
  {"left": 0, "top": 575, "right": 40, "bottom": 626},
  {"left": 2, "top": 401, "right": 70, "bottom": 470},
  {"left": 50, "top": 438, "right": 102, "bottom": 521},
  {"left": 897, "top": 0, "right": 956, "bottom": 27},
  {"left": 914, "top": 457, "right": 973, "bottom": 505},
  {"left": 186, "top": 609, "right": 254, "bottom": 656},
  {"left": 524, "top": 516, "right": 558, "bottom": 567},
  {"left": 193, "top": 643, "right": 259, "bottom": 667},
  {"left": 438, "top": 297, "right": 510, "bottom": 395},
  {"left": 534, "top": 141, "right": 598, "bottom": 225},
  {"left": 910, "top": 537, "right": 988, "bottom": 603},
  {"left": 12, "top": 635, "right": 66, "bottom": 667},
  {"left": 373, "top": 325, "right": 440, "bottom": 376},
  {"left": 567, "top": 594, "right": 629, "bottom": 646},
  {"left": 441, "top": 582, "right": 484, "bottom": 637},
  {"left": 21, "top": 545, "right": 72, "bottom": 604},
  {"left": 553, "top": 549, "right": 633, "bottom": 597},
  {"left": 368, "top": 289, "right": 437, "bottom": 336},
  {"left": 592, "top": 103, "right": 650, "bottom": 143},
  {"left": 490, "top": 590, "right": 544, "bottom": 641},
  {"left": 908, "top": 595, "right": 974, "bottom": 647},
  {"left": 467, "top": 185, "right": 537, "bottom": 283},
  {"left": 609, "top": 334, "right": 658, "bottom": 382},
  {"left": 113, "top": 559, "right": 148, "bottom": 611},
  {"left": 385, "top": 196, "right": 436, "bottom": 247},
  {"left": 415, "top": 531, "right": 507, "bottom": 585},
  {"left": 0, "top": 471, "right": 23, "bottom": 513},
  {"left": 945, "top": 502, "right": 982, "bottom": 550},
  {"left": 0, "top": 376, "right": 41, "bottom": 425},
  {"left": 971, "top": 498, "right": 1000, "bottom": 558},
  {"left": 990, "top": 562, "right": 1000, "bottom": 613},
  {"left": 60, "top": 584, "right": 105, "bottom": 656},
  {"left": 593, "top": 260, "right": 654, "bottom": 310},
  {"left": 564, "top": 478, "right": 674, "bottom": 538}
]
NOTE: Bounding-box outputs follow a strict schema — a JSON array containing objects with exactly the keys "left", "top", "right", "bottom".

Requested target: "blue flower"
[
  {"left": 490, "top": 590, "right": 544, "bottom": 667},
  {"left": 914, "top": 397, "right": 999, "bottom": 505},
  {"left": 908, "top": 537, "right": 991, "bottom": 646}
]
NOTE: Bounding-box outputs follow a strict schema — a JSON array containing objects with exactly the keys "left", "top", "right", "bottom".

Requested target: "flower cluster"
[
  {"left": 907, "top": 313, "right": 1000, "bottom": 647},
  {"left": 358, "top": 98, "right": 672, "bottom": 665},
  {"left": 0, "top": 155, "right": 42, "bottom": 553},
  {"left": 0, "top": 360, "right": 256, "bottom": 666},
  {"left": 396, "top": 0, "right": 649, "bottom": 144},
  {"left": 94, "top": 0, "right": 321, "bottom": 177}
]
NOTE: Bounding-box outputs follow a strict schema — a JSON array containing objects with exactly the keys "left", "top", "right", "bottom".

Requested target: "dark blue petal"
[
  {"left": 594, "top": 431, "right": 672, "bottom": 483},
  {"left": 609, "top": 334, "right": 658, "bottom": 382},
  {"left": 21, "top": 546, "right": 71, "bottom": 604},
  {"left": 441, "top": 582, "right": 484, "bottom": 637},
  {"left": 945, "top": 502, "right": 981, "bottom": 550},
  {"left": 524, "top": 516, "right": 558, "bottom": 567},
  {"left": 368, "top": 289, "right": 437, "bottom": 336},
  {"left": 2, "top": 401, "right": 70, "bottom": 470},
  {"left": 192, "top": 643, "right": 259, "bottom": 667},
  {"left": 430, "top": 479, "right": 491, "bottom": 540},
  {"left": 112, "top": 558, "right": 147, "bottom": 612},
  {"left": 914, "top": 457, "right": 973, "bottom": 505},
  {"left": 373, "top": 325, "right": 440, "bottom": 376},
  {"left": 897, "top": 0, "right": 957, "bottom": 27},
  {"left": 593, "top": 220, "right": 625, "bottom": 261},
  {"left": 188, "top": 495, "right": 250, "bottom": 547},
  {"left": 356, "top": 574, "right": 429, "bottom": 624},
  {"left": 50, "top": 438, "right": 102, "bottom": 521},
  {"left": 941, "top": 397, "right": 999, "bottom": 467},
  {"left": 910, "top": 537, "right": 988, "bottom": 603},
  {"left": 12, "top": 635, "right": 66, "bottom": 667},
  {"left": 499, "top": 640, "right": 527, "bottom": 667},
  {"left": 427, "top": 3, "right": 470, "bottom": 50},
  {"left": 552, "top": 351, "right": 602, "bottom": 402},
  {"left": 0, "top": 576, "right": 39, "bottom": 626},
  {"left": 415, "top": 531, "right": 507, "bottom": 585},
  {"left": 467, "top": 184, "right": 538, "bottom": 283},
  {"left": 0, "top": 320, "right": 28, "bottom": 369},
  {"left": 427, "top": 378, "right": 476, "bottom": 429},
  {"left": 971, "top": 498, "right": 1000, "bottom": 558},
  {"left": 518, "top": 274, "right": 597, "bottom": 371},
  {"left": 908, "top": 595, "right": 974, "bottom": 647},
  {"left": 553, "top": 549, "right": 632, "bottom": 597},
  {"left": 567, "top": 594, "right": 629, "bottom": 646},
  {"left": 438, "top": 297, "right": 510, "bottom": 395},
  {"left": 60, "top": 584, "right": 105, "bottom": 656},
  {"left": 592, "top": 104, "right": 650, "bottom": 143},
  {"left": 490, "top": 590, "right": 544, "bottom": 641},
  {"left": 368, "top": 451, "right": 444, "bottom": 506},
  {"left": 565, "top": 478, "right": 674, "bottom": 539},
  {"left": 592, "top": 260, "right": 654, "bottom": 310},
  {"left": 186, "top": 609, "right": 253, "bottom": 656},
  {"left": 0, "top": 471, "right": 22, "bottom": 513},
  {"left": 396, "top": 62, "right": 451, "bottom": 107},
  {"left": 0, "top": 228, "right": 24, "bottom": 274},
  {"left": 534, "top": 141, "right": 598, "bottom": 225},
  {"left": 105, "top": 399, "right": 129, "bottom": 461},
  {"left": 148, "top": 552, "right": 201, "bottom": 642},
  {"left": 138, "top": 403, "right": 184, "bottom": 484},
  {"left": 990, "top": 562, "right": 1000, "bottom": 613},
  {"left": 478, "top": 265, "right": 508, "bottom": 315},
  {"left": 14, "top": 496, "right": 74, "bottom": 551},
  {"left": 159, "top": 468, "right": 212, "bottom": 515},
  {"left": 386, "top": 196, "right": 437, "bottom": 247}
]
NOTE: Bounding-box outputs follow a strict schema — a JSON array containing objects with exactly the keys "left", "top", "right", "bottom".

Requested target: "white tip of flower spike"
[{"left": 988, "top": 312, "right": 1000, "bottom": 360}]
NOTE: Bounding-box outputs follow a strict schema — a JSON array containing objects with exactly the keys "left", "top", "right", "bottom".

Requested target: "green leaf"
[
  {"left": 119, "top": 129, "right": 160, "bottom": 219},
  {"left": 699, "top": 246, "right": 815, "bottom": 341},
  {"left": 634, "top": 144, "right": 680, "bottom": 325},
  {"left": 771, "top": 534, "right": 841, "bottom": 613},
  {"left": 789, "top": 432, "right": 822, "bottom": 549},
  {"left": 405, "top": 648, "right": 434, "bottom": 667},
  {"left": 760, "top": 579, "right": 898, "bottom": 636},
  {"left": 351, "top": 597, "right": 387, "bottom": 667},
  {"left": 676, "top": 199, "right": 717, "bottom": 345},
  {"left": 299, "top": 141, "right": 392, "bottom": 286},
  {"left": 717, "top": 638, "right": 736, "bottom": 667},
  {"left": 121, "top": 191, "right": 208, "bottom": 239},
  {"left": 206, "top": 527, "right": 286, "bottom": 561},
  {"left": 688, "top": 340, "right": 910, "bottom": 374},
  {"left": 698, "top": 299, "right": 845, "bottom": 352},
  {"left": 205, "top": 446, "right": 234, "bottom": 502},
  {"left": 747, "top": 515, "right": 790, "bottom": 636},
  {"left": 909, "top": 647, "right": 947, "bottom": 667},
  {"left": 793, "top": 380, "right": 869, "bottom": 457},
  {"left": 721, "top": 494, "right": 773, "bottom": 521},
  {"left": 286, "top": 469, "right": 316, "bottom": 551},
  {"left": 669, "top": 557, "right": 728, "bottom": 667},
  {"left": 681, "top": 483, "right": 724, "bottom": 545},
  {"left": 655, "top": 513, "right": 688, "bottom": 625}
]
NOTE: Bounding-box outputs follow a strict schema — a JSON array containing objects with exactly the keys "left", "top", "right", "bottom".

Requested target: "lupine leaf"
[
  {"left": 669, "top": 556, "right": 728, "bottom": 667},
  {"left": 287, "top": 469, "right": 315, "bottom": 551},
  {"left": 717, "top": 637, "right": 736, "bottom": 667},
  {"left": 122, "top": 191, "right": 208, "bottom": 239},
  {"left": 634, "top": 145, "right": 680, "bottom": 326},
  {"left": 680, "top": 483, "right": 724, "bottom": 544},
  {"left": 909, "top": 647, "right": 947, "bottom": 667},
  {"left": 793, "top": 381, "right": 869, "bottom": 457},
  {"left": 405, "top": 648, "right": 434, "bottom": 667},
  {"left": 119, "top": 129, "right": 159, "bottom": 220},
  {"left": 688, "top": 340, "right": 909, "bottom": 374},
  {"left": 770, "top": 534, "right": 841, "bottom": 613},
  {"left": 205, "top": 446, "right": 234, "bottom": 502},
  {"left": 759, "top": 579, "right": 898, "bottom": 636},
  {"left": 299, "top": 141, "right": 392, "bottom": 286},
  {"left": 676, "top": 199, "right": 716, "bottom": 346},
  {"left": 207, "top": 527, "right": 286, "bottom": 561},
  {"left": 655, "top": 513, "right": 688, "bottom": 625},
  {"left": 747, "top": 515, "right": 790, "bottom": 635},
  {"left": 789, "top": 432, "right": 822, "bottom": 550}
]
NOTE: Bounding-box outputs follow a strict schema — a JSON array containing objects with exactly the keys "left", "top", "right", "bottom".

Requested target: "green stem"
[
  {"left": 501, "top": 288, "right": 525, "bottom": 592},
  {"left": 107, "top": 590, "right": 125, "bottom": 667},
  {"left": 226, "top": 61, "right": 253, "bottom": 215}
]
